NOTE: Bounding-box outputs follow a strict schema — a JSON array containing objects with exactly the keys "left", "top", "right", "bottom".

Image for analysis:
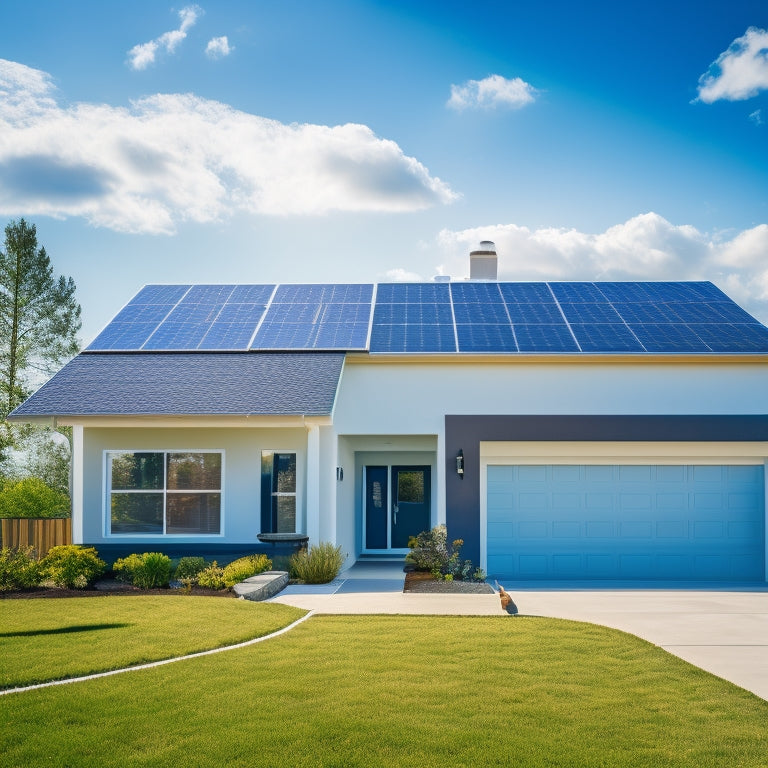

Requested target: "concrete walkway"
[{"left": 268, "top": 563, "right": 768, "bottom": 701}]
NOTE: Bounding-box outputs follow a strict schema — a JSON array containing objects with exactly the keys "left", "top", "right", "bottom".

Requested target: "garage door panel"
[
  {"left": 729, "top": 520, "right": 761, "bottom": 539},
  {"left": 620, "top": 521, "right": 653, "bottom": 538},
  {"left": 584, "top": 466, "right": 612, "bottom": 482},
  {"left": 657, "top": 465, "right": 686, "bottom": 482},
  {"left": 619, "top": 466, "right": 651, "bottom": 482},
  {"left": 553, "top": 521, "right": 580, "bottom": 537},
  {"left": 487, "top": 463, "right": 765, "bottom": 581}
]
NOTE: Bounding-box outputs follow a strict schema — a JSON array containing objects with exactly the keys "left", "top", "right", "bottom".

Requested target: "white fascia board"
[
  {"left": 51, "top": 415, "right": 333, "bottom": 429},
  {"left": 480, "top": 441, "right": 768, "bottom": 464}
]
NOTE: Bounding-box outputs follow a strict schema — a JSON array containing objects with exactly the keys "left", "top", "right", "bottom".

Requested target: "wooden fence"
[{"left": 0, "top": 518, "right": 72, "bottom": 556}]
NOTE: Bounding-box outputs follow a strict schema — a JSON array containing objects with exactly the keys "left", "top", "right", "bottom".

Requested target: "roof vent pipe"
[{"left": 469, "top": 241, "right": 498, "bottom": 280}]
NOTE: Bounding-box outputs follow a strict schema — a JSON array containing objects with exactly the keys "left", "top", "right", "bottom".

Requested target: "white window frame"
[{"left": 104, "top": 449, "right": 225, "bottom": 537}]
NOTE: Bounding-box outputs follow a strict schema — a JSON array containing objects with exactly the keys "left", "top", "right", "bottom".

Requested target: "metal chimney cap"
[{"left": 470, "top": 240, "right": 497, "bottom": 255}]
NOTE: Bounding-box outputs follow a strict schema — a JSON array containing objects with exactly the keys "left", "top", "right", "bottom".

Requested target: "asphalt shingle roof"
[{"left": 10, "top": 353, "right": 344, "bottom": 418}]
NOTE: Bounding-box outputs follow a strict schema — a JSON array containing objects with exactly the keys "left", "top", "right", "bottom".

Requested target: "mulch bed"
[
  {"left": 0, "top": 580, "right": 238, "bottom": 599},
  {"left": 403, "top": 570, "right": 494, "bottom": 594},
  {"left": 3, "top": 574, "right": 496, "bottom": 598}
]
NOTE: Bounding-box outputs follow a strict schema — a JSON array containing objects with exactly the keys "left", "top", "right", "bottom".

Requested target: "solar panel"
[
  {"left": 450, "top": 283, "right": 509, "bottom": 324},
  {"left": 607, "top": 302, "right": 681, "bottom": 324},
  {"left": 251, "top": 283, "right": 373, "bottom": 350},
  {"left": 629, "top": 323, "right": 710, "bottom": 352},
  {"left": 87, "top": 285, "right": 191, "bottom": 350},
  {"left": 596, "top": 281, "right": 720, "bottom": 303},
  {"left": 499, "top": 283, "right": 554, "bottom": 303},
  {"left": 197, "top": 303, "right": 270, "bottom": 350},
  {"left": 142, "top": 285, "right": 238, "bottom": 350},
  {"left": 548, "top": 282, "right": 607, "bottom": 303},
  {"left": 130, "top": 284, "right": 191, "bottom": 305},
  {"left": 692, "top": 322, "right": 768, "bottom": 352},
  {"left": 450, "top": 283, "right": 515, "bottom": 352},
  {"left": 455, "top": 323, "right": 517, "bottom": 352},
  {"left": 504, "top": 301, "right": 564, "bottom": 324},
  {"left": 197, "top": 285, "right": 275, "bottom": 350},
  {"left": 511, "top": 324, "right": 579, "bottom": 352},
  {"left": 570, "top": 323, "right": 645, "bottom": 352},
  {"left": 666, "top": 301, "right": 756, "bottom": 324},
  {"left": 370, "top": 282, "right": 456, "bottom": 352},
  {"left": 559, "top": 302, "right": 624, "bottom": 324},
  {"left": 86, "top": 280, "right": 768, "bottom": 357}
]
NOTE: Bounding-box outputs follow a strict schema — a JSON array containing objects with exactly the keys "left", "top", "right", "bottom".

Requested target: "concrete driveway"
[{"left": 270, "top": 565, "right": 768, "bottom": 701}]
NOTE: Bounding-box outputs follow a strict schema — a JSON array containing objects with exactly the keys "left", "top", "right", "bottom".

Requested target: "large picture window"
[
  {"left": 260, "top": 451, "right": 297, "bottom": 533},
  {"left": 107, "top": 451, "right": 222, "bottom": 535}
]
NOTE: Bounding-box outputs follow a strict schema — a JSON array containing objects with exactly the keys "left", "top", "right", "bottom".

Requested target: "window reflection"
[{"left": 108, "top": 451, "right": 222, "bottom": 535}]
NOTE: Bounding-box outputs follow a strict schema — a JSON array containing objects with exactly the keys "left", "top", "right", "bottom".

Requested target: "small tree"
[
  {"left": 0, "top": 218, "right": 81, "bottom": 465},
  {"left": 0, "top": 477, "right": 69, "bottom": 518}
]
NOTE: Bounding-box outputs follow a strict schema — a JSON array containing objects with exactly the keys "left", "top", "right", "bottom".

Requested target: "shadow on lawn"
[{"left": 0, "top": 623, "right": 131, "bottom": 638}]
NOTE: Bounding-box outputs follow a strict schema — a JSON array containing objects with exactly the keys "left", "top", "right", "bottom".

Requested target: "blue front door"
[{"left": 364, "top": 465, "right": 431, "bottom": 551}]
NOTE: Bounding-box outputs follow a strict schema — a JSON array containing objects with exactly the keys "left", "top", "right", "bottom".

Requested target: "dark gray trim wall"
[{"left": 445, "top": 414, "right": 768, "bottom": 568}]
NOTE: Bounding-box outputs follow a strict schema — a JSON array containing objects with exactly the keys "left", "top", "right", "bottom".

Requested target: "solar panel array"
[
  {"left": 252, "top": 284, "right": 373, "bottom": 350},
  {"left": 86, "top": 281, "right": 768, "bottom": 354}
]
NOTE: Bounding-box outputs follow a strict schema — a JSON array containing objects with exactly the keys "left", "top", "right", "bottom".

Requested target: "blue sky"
[{"left": 1, "top": 0, "right": 767, "bottom": 343}]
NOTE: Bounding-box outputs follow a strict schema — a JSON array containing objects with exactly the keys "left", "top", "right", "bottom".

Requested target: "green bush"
[
  {"left": 196, "top": 562, "right": 226, "bottom": 590},
  {"left": 0, "top": 477, "right": 70, "bottom": 518},
  {"left": 405, "top": 525, "right": 483, "bottom": 581},
  {"left": 290, "top": 542, "right": 345, "bottom": 584},
  {"left": 222, "top": 554, "right": 272, "bottom": 588},
  {"left": 113, "top": 552, "right": 172, "bottom": 589},
  {"left": 41, "top": 545, "right": 106, "bottom": 589},
  {"left": 0, "top": 547, "right": 44, "bottom": 591},
  {"left": 173, "top": 556, "right": 207, "bottom": 581}
]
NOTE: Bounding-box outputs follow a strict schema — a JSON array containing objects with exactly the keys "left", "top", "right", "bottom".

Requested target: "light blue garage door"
[{"left": 487, "top": 465, "right": 765, "bottom": 582}]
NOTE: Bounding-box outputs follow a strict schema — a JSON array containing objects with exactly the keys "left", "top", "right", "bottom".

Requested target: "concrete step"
[{"left": 233, "top": 570, "right": 290, "bottom": 601}]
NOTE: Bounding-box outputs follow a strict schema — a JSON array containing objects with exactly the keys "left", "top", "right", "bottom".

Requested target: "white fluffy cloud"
[
  {"left": 127, "top": 5, "right": 202, "bottom": 70},
  {"left": 206, "top": 36, "right": 233, "bottom": 60},
  {"left": 0, "top": 59, "right": 456, "bottom": 234},
  {"left": 447, "top": 74, "right": 537, "bottom": 110},
  {"left": 434, "top": 213, "right": 768, "bottom": 323},
  {"left": 696, "top": 27, "right": 768, "bottom": 103}
]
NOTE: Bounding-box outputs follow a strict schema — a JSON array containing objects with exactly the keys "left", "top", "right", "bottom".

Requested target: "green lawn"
[
  {"left": 0, "top": 596, "right": 306, "bottom": 688},
  {"left": 1, "top": 605, "right": 766, "bottom": 767}
]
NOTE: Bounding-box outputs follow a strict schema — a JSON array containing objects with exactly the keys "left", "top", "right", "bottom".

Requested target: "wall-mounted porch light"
[
  {"left": 336, "top": 467, "right": 344, "bottom": 482},
  {"left": 456, "top": 449, "right": 464, "bottom": 478}
]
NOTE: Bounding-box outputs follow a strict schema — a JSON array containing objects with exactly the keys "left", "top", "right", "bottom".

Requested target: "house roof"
[
  {"left": 9, "top": 353, "right": 344, "bottom": 419},
  {"left": 10, "top": 279, "right": 768, "bottom": 421},
  {"left": 84, "top": 280, "right": 768, "bottom": 355}
]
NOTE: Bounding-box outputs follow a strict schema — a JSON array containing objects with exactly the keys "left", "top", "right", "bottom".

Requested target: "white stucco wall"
[
  {"left": 332, "top": 361, "right": 768, "bottom": 433},
  {"left": 81, "top": 426, "right": 308, "bottom": 546}
]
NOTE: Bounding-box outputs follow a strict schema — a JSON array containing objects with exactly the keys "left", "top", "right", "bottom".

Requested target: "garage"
[{"left": 486, "top": 464, "right": 765, "bottom": 582}]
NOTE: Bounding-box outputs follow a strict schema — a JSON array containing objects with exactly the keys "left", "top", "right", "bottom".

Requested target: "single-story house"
[{"left": 10, "top": 244, "right": 768, "bottom": 583}]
